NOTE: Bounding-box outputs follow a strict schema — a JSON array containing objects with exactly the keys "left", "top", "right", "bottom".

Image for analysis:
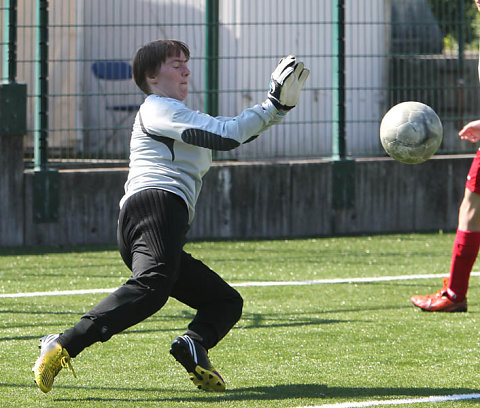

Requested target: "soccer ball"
[{"left": 379, "top": 101, "right": 443, "bottom": 164}]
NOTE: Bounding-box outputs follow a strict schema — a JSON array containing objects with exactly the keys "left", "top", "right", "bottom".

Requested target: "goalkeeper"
[{"left": 33, "top": 39, "right": 309, "bottom": 393}]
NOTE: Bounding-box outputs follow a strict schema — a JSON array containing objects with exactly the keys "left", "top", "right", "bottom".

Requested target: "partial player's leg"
[
  {"left": 33, "top": 189, "right": 189, "bottom": 392},
  {"left": 410, "top": 152, "right": 480, "bottom": 312},
  {"left": 169, "top": 252, "right": 243, "bottom": 391}
]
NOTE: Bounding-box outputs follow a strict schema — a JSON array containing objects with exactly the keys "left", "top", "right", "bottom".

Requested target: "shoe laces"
[
  {"left": 61, "top": 355, "right": 77, "bottom": 378},
  {"left": 41, "top": 339, "right": 77, "bottom": 379}
]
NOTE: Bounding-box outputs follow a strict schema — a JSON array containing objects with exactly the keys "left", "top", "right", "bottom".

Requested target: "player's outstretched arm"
[
  {"left": 268, "top": 55, "right": 309, "bottom": 111},
  {"left": 459, "top": 120, "right": 480, "bottom": 143}
]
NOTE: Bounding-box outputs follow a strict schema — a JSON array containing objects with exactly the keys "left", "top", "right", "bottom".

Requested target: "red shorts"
[{"left": 466, "top": 150, "right": 480, "bottom": 193}]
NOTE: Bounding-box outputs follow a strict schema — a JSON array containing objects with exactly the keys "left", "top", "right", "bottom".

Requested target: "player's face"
[
  {"left": 476, "top": 0, "right": 480, "bottom": 11},
  {"left": 148, "top": 52, "right": 190, "bottom": 101}
]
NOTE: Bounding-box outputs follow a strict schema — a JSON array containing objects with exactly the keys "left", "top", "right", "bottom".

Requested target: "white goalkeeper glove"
[{"left": 268, "top": 55, "right": 310, "bottom": 111}]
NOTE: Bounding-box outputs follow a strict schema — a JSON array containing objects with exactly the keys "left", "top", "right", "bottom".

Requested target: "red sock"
[{"left": 448, "top": 230, "right": 480, "bottom": 300}]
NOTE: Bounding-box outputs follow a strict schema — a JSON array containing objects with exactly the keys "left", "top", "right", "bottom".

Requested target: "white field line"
[
  {"left": 4, "top": 275, "right": 480, "bottom": 407},
  {"left": 1, "top": 272, "right": 480, "bottom": 299},
  {"left": 296, "top": 393, "right": 480, "bottom": 408}
]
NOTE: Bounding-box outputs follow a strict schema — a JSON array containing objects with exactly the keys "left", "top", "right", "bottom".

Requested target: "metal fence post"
[
  {"left": 3, "top": 0, "right": 17, "bottom": 82},
  {"left": 456, "top": 0, "right": 466, "bottom": 128},
  {"left": 0, "top": 0, "right": 27, "bottom": 245},
  {"left": 205, "top": 0, "right": 219, "bottom": 117},
  {"left": 34, "top": 0, "right": 49, "bottom": 172},
  {"left": 332, "top": 0, "right": 346, "bottom": 160},
  {"left": 331, "top": 0, "right": 355, "bottom": 210},
  {"left": 33, "top": 0, "right": 59, "bottom": 222},
  {"left": 1, "top": 0, "right": 26, "bottom": 137},
  {"left": 0, "top": 0, "right": 26, "bottom": 136}
]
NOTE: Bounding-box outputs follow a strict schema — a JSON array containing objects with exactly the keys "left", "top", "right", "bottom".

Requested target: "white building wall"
[
  {"left": 216, "top": 0, "right": 388, "bottom": 160},
  {"left": 12, "top": 0, "right": 388, "bottom": 159}
]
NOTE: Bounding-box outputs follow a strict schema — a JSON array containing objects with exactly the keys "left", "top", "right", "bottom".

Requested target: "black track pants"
[{"left": 59, "top": 189, "right": 243, "bottom": 357}]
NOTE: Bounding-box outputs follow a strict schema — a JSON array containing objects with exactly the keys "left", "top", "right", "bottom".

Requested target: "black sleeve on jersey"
[
  {"left": 181, "top": 128, "right": 241, "bottom": 151},
  {"left": 139, "top": 112, "right": 175, "bottom": 160},
  {"left": 243, "top": 135, "right": 259, "bottom": 144}
]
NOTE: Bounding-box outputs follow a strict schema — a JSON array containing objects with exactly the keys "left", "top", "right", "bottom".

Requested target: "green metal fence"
[{"left": 1, "top": 0, "right": 480, "bottom": 167}]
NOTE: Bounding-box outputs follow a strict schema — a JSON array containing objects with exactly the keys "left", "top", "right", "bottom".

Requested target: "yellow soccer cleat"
[{"left": 32, "top": 334, "right": 76, "bottom": 393}]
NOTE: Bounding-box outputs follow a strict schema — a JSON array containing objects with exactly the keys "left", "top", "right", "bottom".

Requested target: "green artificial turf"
[{"left": 1, "top": 233, "right": 478, "bottom": 407}]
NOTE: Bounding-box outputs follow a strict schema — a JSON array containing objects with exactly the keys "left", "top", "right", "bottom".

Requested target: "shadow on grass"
[
  {"left": 0, "top": 245, "right": 118, "bottom": 256},
  {"left": 8, "top": 382, "right": 476, "bottom": 404},
  {"left": 0, "top": 307, "right": 401, "bottom": 342}
]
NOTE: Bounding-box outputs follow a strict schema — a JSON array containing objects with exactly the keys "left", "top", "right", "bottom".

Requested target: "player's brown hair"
[{"left": 132, "top": 39, "right": 190, "bottom": 95}]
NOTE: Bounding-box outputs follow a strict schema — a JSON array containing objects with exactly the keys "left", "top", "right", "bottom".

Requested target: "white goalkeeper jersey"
[{"left": 120, "top": 94, "right": 285, "bottom": 223}]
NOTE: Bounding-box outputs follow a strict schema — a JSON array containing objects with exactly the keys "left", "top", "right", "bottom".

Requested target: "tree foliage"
[{"left": 427, "top": 0, "right": 479, "bottom": 44}]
